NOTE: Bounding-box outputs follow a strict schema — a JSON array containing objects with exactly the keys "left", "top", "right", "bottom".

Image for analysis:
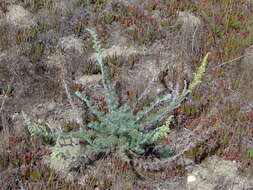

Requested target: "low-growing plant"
[
  {"left": 22, "top": 28, "right": 209, "bottom": 170},
  {"left": 247, "top": 149, "right": 253, "bottom": 160}
]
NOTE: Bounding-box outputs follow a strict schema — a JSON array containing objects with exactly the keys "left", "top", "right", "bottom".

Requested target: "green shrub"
[{"left": 22, "top": 28, "right": 209, "bottom": 168}]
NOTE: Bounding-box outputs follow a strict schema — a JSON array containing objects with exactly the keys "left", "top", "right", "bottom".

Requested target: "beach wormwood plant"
[{"left": 22, "top": 29, "right": 210, "bottom": 170}]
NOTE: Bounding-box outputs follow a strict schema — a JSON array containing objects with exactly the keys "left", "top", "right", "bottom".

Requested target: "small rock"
[
  {"left": 187, "top": 175, "right": 196, "bottom": 183},
  {"left": 6, "top": 5, "right": 36, "bottom": 29}
]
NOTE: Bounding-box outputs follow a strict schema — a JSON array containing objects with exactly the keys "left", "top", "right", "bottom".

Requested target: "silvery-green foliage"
[{"left": 22, "top": 28, "right": 209, "bottom": 163}]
